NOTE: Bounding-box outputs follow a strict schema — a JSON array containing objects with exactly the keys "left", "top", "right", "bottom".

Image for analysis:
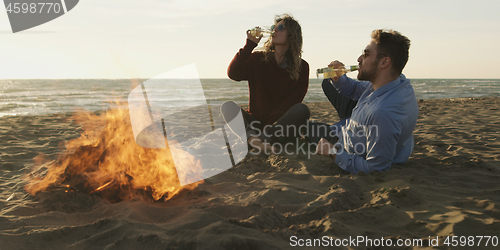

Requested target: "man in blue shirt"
[{"left": 315, "top": 29, "right": 419, "bottom": 174}]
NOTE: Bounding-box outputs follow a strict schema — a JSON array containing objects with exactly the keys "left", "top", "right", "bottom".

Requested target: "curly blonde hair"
[{"left": 259, "top": 13, "right": 303, "bottom": 81}]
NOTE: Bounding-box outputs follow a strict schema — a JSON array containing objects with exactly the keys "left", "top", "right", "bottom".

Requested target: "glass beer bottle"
[
  {"left": 249, "top": 27, "right": 273, "bottom": 37},
  {"left": 316, "top": 65, "right": 359, "bottom": 79}
]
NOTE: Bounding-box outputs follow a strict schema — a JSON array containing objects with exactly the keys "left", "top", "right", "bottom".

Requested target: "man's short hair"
[{"left": 371, "top": 29, "right": 411, "bottom": 76}]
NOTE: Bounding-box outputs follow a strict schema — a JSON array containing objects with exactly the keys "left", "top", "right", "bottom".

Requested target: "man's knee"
[
  {"left": 322, "top": 79, "right": 341, "bottom": 101},
  {"left": 321, "top": 79, "right": 332, "bottom": 93}
]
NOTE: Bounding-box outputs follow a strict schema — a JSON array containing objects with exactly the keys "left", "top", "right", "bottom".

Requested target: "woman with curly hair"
[{"left": 226, "top": 13, "right": 310, "bottom": 154}]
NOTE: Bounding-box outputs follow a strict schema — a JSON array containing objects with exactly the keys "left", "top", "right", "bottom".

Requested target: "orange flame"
[{"left": 25, "top": 103, "right": 202, "bottom": 202}]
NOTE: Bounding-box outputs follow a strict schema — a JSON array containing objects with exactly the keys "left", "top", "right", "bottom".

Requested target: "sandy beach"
[{"left": 1, "top": 97, "right": 499, "bottom": 249}]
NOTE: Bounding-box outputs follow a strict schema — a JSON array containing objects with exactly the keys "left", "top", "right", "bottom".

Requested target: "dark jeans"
[
  {"left": 305, "top": 121, "right": 342, "bottom": 146},
  {"left": 305, "top": 80, "right": 358, "bottom": 146},
  {"left": 221, "top": 101, "right": 310, "bottom": 144},
  {"left": 321, "top": 79, "right": 357, "bottom": 120}
]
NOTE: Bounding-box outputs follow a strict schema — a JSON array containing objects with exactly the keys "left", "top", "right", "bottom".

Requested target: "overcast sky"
[{"left": 0, "top": 0, "right": 499, "bottom": 79}]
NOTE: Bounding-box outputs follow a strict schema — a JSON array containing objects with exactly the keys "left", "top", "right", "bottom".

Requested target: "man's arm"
[
  {"left": 330, "top": 74, "right": 371, "bottom": 101},
  {"left": 334, "top": 110, "right": 402, "bottom": 174}
]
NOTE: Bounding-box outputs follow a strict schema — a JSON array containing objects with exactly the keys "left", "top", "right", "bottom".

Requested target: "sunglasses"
[
  {"left": 361, "top": 49, "right": 387, "bottom": 59},
  {"left": 270, "top": 23, "right": 286, "bottom": 32}
]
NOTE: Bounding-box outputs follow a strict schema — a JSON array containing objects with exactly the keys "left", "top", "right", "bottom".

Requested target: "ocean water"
[{"left": 1, "top": 78, "right": 499, "bottom": 117}]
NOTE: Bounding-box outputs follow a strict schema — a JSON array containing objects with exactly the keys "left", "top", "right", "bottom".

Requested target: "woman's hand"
[{"left": 246, "top": 28, "right": 263, "bottom": 44}]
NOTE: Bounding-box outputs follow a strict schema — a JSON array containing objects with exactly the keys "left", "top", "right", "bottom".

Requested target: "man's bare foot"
[{"left": 248, "top": 136, "right": 278, "bottom": 155}]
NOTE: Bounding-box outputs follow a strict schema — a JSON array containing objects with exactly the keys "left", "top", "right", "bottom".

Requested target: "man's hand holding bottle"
[
  {"left": 328, "top": 60, "right": 345, "bottom": 81},
  {"left": 316, "top": 61, "right": 358, "bottom": 80}
]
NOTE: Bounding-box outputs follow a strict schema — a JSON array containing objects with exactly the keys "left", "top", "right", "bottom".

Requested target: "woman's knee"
[
  {"left": 290, "top": 103, "right": 310, "bottom": 119},
  {"left": 220, "top": 101, "right": 241, "bottom": 121}
]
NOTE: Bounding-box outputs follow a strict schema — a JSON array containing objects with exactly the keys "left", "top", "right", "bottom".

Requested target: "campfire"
[{"left": 24, "top": 104, "right": 202, "bottom": 202}]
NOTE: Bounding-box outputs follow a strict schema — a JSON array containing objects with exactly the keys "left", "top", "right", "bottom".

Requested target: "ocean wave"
[{"left": 2, "top": 79, "right": 500, "bottom": 117}]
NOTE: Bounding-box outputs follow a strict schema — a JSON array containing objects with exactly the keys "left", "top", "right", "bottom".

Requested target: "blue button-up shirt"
[{"left": 330, "top": 74, "right": 419, "bottom": 174}]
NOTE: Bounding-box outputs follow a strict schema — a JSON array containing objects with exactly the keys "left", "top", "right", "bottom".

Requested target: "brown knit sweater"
[{"left": 227, "top": 39, "right": 309, "bottom": 125}]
